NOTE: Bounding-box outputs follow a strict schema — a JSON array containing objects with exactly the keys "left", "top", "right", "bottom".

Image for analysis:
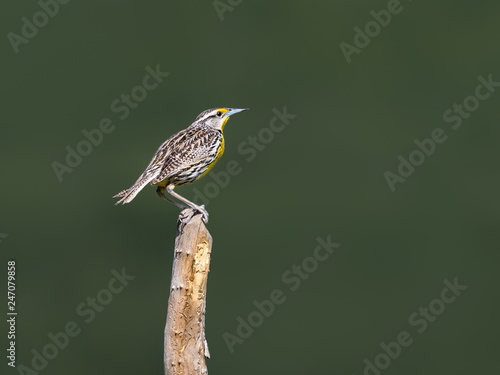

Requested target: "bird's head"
[{"left": 194, "top": 107, "right": 248, "bottom": 131}]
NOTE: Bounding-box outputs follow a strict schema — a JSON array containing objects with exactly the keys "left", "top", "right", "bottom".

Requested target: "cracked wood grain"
[{"left": 164, "top": 209, "right": 212, "bottom": 375}]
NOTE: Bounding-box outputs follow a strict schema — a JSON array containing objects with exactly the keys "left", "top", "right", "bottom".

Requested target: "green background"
[{"left": 2, "top": 0, "right": 499, "bottom": 374}]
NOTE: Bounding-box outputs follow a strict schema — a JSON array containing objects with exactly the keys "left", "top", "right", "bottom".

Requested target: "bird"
[{"left": 113, "top": 107, "right": 248, "bottom": 223}]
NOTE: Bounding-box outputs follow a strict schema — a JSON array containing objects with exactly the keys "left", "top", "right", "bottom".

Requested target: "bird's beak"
[{"left": 225, "top": 108, "right": 249, "bottom": 117}]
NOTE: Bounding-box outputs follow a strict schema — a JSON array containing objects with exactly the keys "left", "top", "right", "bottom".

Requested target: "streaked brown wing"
[{"left": 151, "top": 126, "right": 221, "bottom": 185}]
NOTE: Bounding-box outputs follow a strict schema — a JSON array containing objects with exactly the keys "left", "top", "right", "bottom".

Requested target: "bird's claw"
[
  {"left": 198, "top": 205, "right": 209, "bottom": 224},
  {"left": 178, "top": 206, "right": 209, "bottom": 225},
  {"left": 179, "top": 209, "right": 194, "bottom": 224}
]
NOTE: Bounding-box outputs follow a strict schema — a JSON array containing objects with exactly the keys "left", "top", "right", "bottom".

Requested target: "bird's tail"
[{"left": 113, "top": 177, "right": 153, "bottom": 205}]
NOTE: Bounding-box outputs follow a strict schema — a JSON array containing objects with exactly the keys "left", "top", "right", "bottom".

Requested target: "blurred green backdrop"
[{"left": 2, "top": 0, "right": 499, "bottom": 374}]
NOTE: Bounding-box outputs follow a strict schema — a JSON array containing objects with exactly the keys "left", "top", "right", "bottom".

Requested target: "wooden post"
[{"left": 164, "top": 209, "right": 212, "bottom": 375}]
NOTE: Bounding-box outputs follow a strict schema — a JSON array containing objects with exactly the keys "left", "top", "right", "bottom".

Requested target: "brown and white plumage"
[{"left": 113, "top": 107, "right": 248, "bottom": 222}]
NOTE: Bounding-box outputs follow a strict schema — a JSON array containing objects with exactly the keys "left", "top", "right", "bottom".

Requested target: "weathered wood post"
[{"left": 164, "top": 209, "right": 212, "bottom": 375}]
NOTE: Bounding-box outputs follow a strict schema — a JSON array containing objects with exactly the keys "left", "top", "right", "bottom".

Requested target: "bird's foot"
[
  {"left": 178, "top": 206, "right": 209, "bottom": 225},
  {"left": 196, "top": 204, "right": 209, "bottom": 224},
  {"left": 179, "top": 209, "right": 195, "bottom": 224}
]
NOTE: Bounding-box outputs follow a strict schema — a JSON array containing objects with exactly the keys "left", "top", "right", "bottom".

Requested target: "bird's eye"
[{"left": 216, "top": 111, "right": 222, "bottom": 117}]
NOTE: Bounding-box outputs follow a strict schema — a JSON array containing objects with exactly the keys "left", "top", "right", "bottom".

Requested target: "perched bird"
[{"left": 113, "top": 107, "right": 248, "bottom": 223}]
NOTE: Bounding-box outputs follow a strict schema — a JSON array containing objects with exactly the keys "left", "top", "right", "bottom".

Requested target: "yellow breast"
[{"left": 199, "top": 136, "right": 225, "bottom": 180}]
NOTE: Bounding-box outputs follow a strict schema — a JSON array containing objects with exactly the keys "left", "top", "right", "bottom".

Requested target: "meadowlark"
[{"left": 113, "top": 107, "right": 248, "bottom": 223}]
